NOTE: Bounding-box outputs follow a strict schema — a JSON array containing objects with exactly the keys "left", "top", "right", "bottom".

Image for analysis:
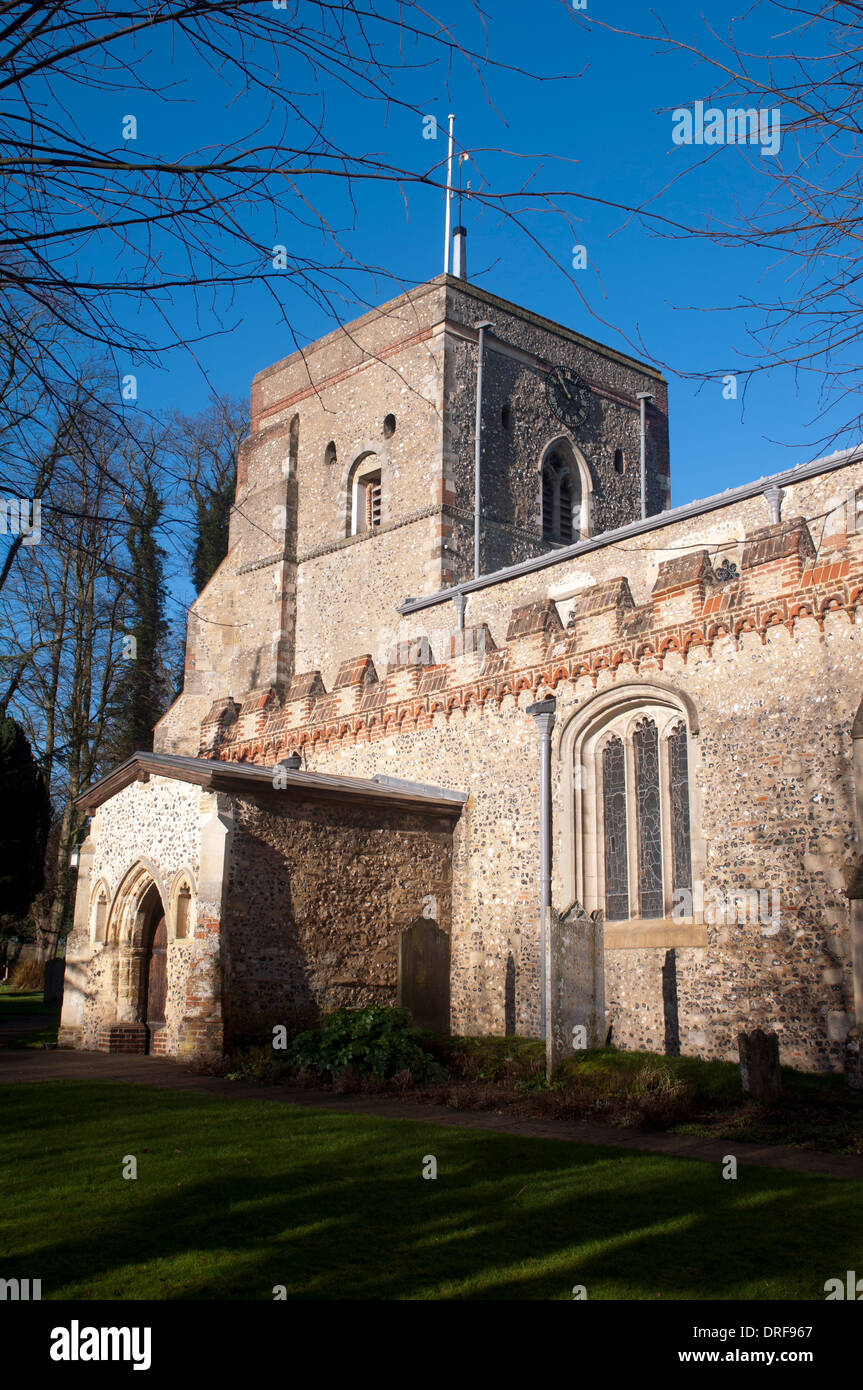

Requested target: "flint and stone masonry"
[{"left": 61, "top": 273, "right": 863, "bottom": 1074}]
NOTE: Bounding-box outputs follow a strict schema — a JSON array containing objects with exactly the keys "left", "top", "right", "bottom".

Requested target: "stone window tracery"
[
  {"left": 668, "top": 720, "right": 692, "bottom": 896},
  {"left": 634, "top": 717, "right": 663, "bottom": 918},
  {"left": 572, "top": 696, "right": 695, "bottom": 922},
  {"left": 602, "top": 736, "right": 629, "bottom": 922}
]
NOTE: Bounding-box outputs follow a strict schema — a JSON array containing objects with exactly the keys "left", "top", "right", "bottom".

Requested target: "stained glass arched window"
[
  {"left": 668, "top": 721, "right": 692, "bottom": 895},
  {"left": 579, "top": 701, "right": 695, "bottom": 923},
  {"left": 603, "top": 735, "right": 629, "bottom": 922},
  {"left": 634, "top": 717, "right": 663, "bottom": 918}
]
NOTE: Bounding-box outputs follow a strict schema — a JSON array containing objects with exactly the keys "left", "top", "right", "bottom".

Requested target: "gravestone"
[
  {"left": 738, "top": 1028, "right": 782, "bottom": 1102},
  {"left": 43, "top": 959, "right": 65, "bottom": 1006},
  {"left": 397, "top": 918, "right": 450, "bottom": 1034},
  {"left": 548, "top": 901, "right": 605, "bottom": 1075}
]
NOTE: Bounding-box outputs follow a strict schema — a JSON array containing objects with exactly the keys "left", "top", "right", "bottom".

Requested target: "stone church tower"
[
  {"left": 157, "top": 274, "right": 669, "bottom": 754},
  {"left": 62, "top": 266, "right": 863, "bottom": 1078}
]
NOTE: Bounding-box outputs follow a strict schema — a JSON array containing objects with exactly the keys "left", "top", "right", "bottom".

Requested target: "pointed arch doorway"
[{"left": 140, "top": 887, "right": 168, "bottom": 1054}]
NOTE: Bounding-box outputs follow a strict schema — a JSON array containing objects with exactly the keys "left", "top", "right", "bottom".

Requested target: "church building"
[{"left": 59, "top": 267, "right": 863, "bottom": 1075}]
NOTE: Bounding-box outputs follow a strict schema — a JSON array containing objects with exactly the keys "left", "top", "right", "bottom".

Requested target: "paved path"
[{"left": 1, "top": 1047, "right": 861, "bottom": 1180}]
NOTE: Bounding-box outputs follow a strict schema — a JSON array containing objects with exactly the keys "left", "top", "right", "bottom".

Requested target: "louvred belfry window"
[
  {"left": 558, "top": 473, "right": 573, "bottom": 543},
  {"left": 542, "top": 466, "right": 556, "bottom": 539},
  {"left": 541, "top": 450, "right": 580, "bottom": 543},
  {"left": 364, "top": 474, "right": 382, "bottom": 531},
  {"left": 349, "top": 455, "right": 382, "bottom": 535}
]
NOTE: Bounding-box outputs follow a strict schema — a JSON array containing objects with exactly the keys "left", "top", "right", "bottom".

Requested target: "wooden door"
[{"left": 144, "top": 916, "right": 168, "bottom": 1044}]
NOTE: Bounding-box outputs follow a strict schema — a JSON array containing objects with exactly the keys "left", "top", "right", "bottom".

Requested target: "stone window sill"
[{"left": 603, "top": 917, "right": 707, "bottom": 950}]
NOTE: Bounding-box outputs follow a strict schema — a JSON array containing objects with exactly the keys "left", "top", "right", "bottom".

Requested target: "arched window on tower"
[
  {"left": 541, "top": 449, "right": 581, "bottom": 543},
  {"left": 349, "top": 454, "right": 383, "bottom": 535}
]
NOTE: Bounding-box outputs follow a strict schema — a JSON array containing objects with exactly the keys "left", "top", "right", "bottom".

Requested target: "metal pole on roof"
[{"left": 443, "top": 114, "right": 455, "bottom": 274}]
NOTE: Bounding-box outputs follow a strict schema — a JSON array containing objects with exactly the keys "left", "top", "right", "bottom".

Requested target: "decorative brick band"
[
  {"left": 202, "top": 520, "right": 863, "bottom": 763},
  {"left": 251, "top": 324, "right": 436, "bottom": 430}
]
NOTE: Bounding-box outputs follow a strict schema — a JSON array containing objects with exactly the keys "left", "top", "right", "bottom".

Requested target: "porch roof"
[{"left": 75, "top": 751, "right": 468, "bottom": 819}]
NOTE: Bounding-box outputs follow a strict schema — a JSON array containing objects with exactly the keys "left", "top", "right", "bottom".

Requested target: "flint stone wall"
[
  {"left": 207, "top": 458, "right": 863, "bottom": 1071},
  {"left": 222, "top": 794, "right": 453, "bottom": 1046},
  {"left": 61, "top": 777, "right": 203, "bottom": 1052}
]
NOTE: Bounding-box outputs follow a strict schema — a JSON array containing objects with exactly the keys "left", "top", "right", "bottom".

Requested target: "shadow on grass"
[{"left": 1, "top": 1082, "right": 860, "bottom": 1301}]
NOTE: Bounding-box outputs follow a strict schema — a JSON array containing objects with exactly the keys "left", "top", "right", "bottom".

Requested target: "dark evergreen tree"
[
  {"left": 192, "top": 466, "right": 235, "bottom": 594},
  {"left": 106, "top": 472, "right": 170, "bottom": 764},
  {"left": 0, "top": 715, "right": 51, "bottom": 921}
]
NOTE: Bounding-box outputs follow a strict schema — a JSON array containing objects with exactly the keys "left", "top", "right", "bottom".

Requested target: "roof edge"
[
  {"left": 398, "top": 444, "right": 863, "bottom": 616},
  {"left": 76, "top": 751, "right": 467, "bottom": 817}
]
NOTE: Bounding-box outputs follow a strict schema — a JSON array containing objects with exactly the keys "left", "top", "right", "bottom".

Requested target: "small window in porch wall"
[
  {"left": 94, "top": 895, "right": 108, "bottom": 943},
  {"left": 175, "top": 888, "right": 192, "bottom": 939}
]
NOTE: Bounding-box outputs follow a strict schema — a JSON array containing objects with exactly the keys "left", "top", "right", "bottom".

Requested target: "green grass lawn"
[
  {"left": 0, "top": 988, "right": 59, "bottom": 1019},
  {"left": 1, "top": 1081, "right": 860, "bottom": 1300},
  {"left": 0, "top": 988, "right": 59, "bottom": 1048}
]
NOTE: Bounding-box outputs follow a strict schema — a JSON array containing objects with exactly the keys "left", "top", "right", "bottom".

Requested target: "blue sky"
[{"left": 63, "top": 1, "right": 850, "bottom": 508}]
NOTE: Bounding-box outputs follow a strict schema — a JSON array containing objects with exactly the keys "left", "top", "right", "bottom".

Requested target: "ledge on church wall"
[
  {"left": 287, "top": 670, "right": 327, "bottom": 701},
  {"left": 741, "top": 516, "right": 816, "bottom": 570},
  {"left": 506, "top": 598, "right": 563, "bottom": 642},
  {"left": 603, "top": 919, "right": 708, "bottom": 950},
  {"left": 567, "top": 575, "right": 635, "bottom": 619},
  {"left": 201, "top": 697, "right": 240, "bottom": 728},
  {"left": 387, "top": 638, "right": 436, "bottom": 672},
  {"left": 651, "top": 550, "right": 715, "bottom": 595},
  {"left": 334, "top": 654, "right": 378, "bottom": 688}
]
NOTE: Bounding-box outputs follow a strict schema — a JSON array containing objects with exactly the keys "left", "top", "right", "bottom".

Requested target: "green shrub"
[
  {"left": 624, "top": 1058, "right": 696, "bottom": 1129},
  {"left": 425, "top": 1034, "right": 545, "bottom": 1084},
  {"left": 225, "top": 1044, "right": 293, "bottom": 1083},
  {"left": 288, "top": 1006, "right": 446, "bottom": 1082}
]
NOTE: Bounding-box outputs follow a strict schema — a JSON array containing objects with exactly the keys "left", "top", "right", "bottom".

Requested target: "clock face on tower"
[{"left": 545, "top": 365, "right": 591, "bottom": 430}]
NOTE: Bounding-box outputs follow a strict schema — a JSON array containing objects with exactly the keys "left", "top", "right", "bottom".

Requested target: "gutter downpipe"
[
  {"left": 474, "top": 321, "right": 493, "bottom": 581},
  {"left": 637, "top": 391, "right": 654, "bottom": 521},
  {"left": 527, "top": 696, "right": 556, "bottom": 1074},
  {"left": 453, "top": 592, "right": 467, "bottom": 631}
]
